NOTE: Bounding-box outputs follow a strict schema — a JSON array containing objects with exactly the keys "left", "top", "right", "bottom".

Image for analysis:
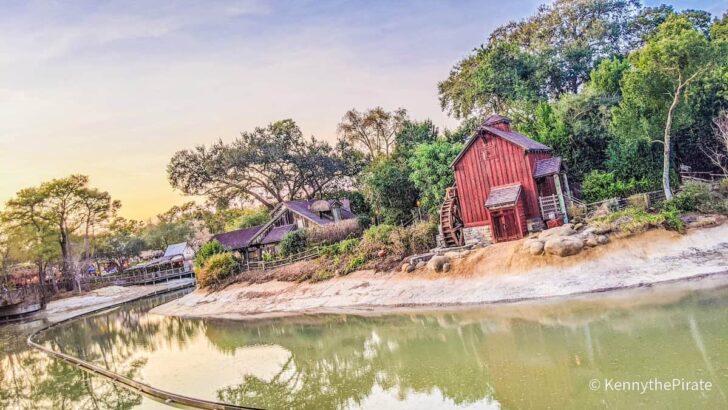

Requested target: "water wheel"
[{"left": 440, "top": 187, "right": 464, "bottom": 247}]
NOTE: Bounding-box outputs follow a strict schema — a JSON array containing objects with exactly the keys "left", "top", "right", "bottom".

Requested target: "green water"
[{"left": 2, "top": 281, "right": 728, "bottom": 409}]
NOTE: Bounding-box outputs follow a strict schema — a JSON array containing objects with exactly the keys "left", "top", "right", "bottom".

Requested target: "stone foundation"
[{"left": 463, "top": 225, "right": 492, "bottom": 246}]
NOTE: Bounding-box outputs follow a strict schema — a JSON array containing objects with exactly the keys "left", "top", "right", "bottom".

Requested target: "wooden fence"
[
  {"left": 239, "top": 247, "right": 321, "bottom": 273},
  {"left": 568, "top": 190, "right": 667, "bottom": 219}
]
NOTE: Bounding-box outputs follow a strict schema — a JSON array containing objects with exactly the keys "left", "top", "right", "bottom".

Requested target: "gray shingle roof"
[
  {"left": 260, "top": 224, "right": 297, "bottom": 245},
  {"left": 212, "top": 225, "right": 264, "bottom": 250},
  {"left": 485, "top": 184, "right": 522, "bottom": 209},
  {"left": 163, "top": 242, "right": 188, "bottom": 257},
  {"left": 533, "top": 157, "right": 562, "bottom": 178},
  {"left": 483, "top": 126, "right": 552, "bottom": 152}
]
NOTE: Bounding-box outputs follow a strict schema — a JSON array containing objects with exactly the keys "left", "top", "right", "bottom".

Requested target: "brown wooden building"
[{"left": 440, "top": 115, "right": 571, "bottom": 245}]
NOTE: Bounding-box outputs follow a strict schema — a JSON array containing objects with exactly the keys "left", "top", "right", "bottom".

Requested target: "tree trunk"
[
  {"left": 36, "top": 261, "right": 46, "bottom": 309},
  {"left": 663, "top": 87, "right": 682, "bottom": 201}
]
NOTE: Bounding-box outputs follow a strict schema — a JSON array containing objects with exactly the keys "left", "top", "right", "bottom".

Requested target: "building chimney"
[{"left": 484, "top": 114, "right": 512, "bottom": 132}]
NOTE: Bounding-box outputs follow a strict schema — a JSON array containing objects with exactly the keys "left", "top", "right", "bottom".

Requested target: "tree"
[
  {"left": 393, "top": 119, "right": 439, "bottom": 159},
  {"left": 95, "top": 218, "right": 146, "bottom": 273},
  {"left": 1, "top": 175, "right": 116, "bottom": 290},
  {"left": 360, "top": 159, "right": 419, "bottom": 225},
  {"left": 438, "top": 41, "right": 543, "bottom": 119},
  {"left": 227, "top": 207, "right": 271, "bottom": 230},
  {"left": 143, "top": 220, "right": 193, "bottom": 251},
  {"left": 705, "top": 112, "right": 728, "bottom": 175},
  {"left": 614, "top": 15, "right": 721, "bottom": 199},
  {"left": 337, "top": 107, "right": 408, "bottom": 159},
  {"left": 407, "top": 141, "right": 463, "bottom": 214},
  {"left": 168, "top": 120, "right": 355, "bottom": 209}
]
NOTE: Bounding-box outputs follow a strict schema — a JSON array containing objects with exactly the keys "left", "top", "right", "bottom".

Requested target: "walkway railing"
[
  {"left": 82, "top": 266, "right": 193, "bottom": 287},
  {"left": 240, "top": 247, "right": 321, "bottom": 273}
]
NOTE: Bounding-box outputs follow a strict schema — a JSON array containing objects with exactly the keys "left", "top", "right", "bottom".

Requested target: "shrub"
[
  {"left": 591, "top": 206, "right": 684, "bottom": 235},
  {"left": 311, "top": 269, "right": 335, "bottom": 283},
  {"left": 261, "top": 251, "right": 275, "bottom": 262},
  {"left": 581, "top": 171, "right": 655, "bottom": 203},
  {"left": 344, "top": 254, "right": 367, "bottom": 274},
  {"left": 719, "top": 178, "right": 728, "bottom": 195},
  {"left": 390, "top": 222, "right": 438, "bottom": 257},
  {"left": 319, "top": 238, "right": 360, "bottom": 258},
  {"left": 194, "top": 240, "right": 225, "bottom": 270},
  {"left": 673, "top": 182, "right": 713, "bottom": 212},
  {"left": 363, "top": 224, "right": 395, "bottom": 245},
  {"left": 305, "top": 219, "right": 361, "bottom": 245},
  {"left": 280, "top": 230, "right": 307, "bottom": 256},
  {"left": 197, "top": 252, "right": 239, "bottom": 287}
]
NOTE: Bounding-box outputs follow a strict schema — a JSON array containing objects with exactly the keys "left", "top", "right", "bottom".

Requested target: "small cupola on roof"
[{"left": 484, "top": 114, "right": 512, "bottom": 132}]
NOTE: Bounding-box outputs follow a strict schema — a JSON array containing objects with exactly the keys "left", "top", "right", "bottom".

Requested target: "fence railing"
[
  {"left": 680, "top": 171, "right": 728, "bottom": 182},
  {"left": 569, "top": 190, "right": 667, "bottom": 219},
  {"left": 240, "top": 247, "right": 321, "bottom": 273}
]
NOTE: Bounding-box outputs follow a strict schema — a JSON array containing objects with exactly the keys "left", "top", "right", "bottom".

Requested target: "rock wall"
[{"left": 463, "top": 225, "right": 492, "bottom": 245}]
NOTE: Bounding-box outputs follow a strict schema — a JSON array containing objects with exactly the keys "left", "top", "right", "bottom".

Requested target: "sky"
[{"left": 0, "top": 0, "right": 725, "bottom": 220}]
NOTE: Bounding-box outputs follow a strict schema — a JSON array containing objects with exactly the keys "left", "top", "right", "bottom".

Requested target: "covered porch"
[{"left": 533, "top": 157, "right": 572, "bottom": 224}]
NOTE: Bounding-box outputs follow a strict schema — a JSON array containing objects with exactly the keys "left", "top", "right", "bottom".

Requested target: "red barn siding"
[{"left": 454, "top": 130, "right": 555, "bottom": 231}]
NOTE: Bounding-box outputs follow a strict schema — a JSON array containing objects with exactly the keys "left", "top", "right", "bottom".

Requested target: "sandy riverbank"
[
  {"left": 40, "top": 279, "right": 194, "bottom": 323},
  {"left": 151, "top": 224, "right": 728, "bottom": 320}
]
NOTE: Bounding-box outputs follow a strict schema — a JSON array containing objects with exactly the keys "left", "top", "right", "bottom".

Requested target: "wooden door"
[{"left": 491, "top": 209, "right": 519, "bottom": 242}]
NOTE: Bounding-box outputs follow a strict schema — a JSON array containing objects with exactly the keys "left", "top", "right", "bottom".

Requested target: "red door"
[{"left": 491, "top": 209, "right": 519, "bottom": 242}]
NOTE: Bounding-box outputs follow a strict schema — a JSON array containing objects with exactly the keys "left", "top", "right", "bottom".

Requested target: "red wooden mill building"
[{"left": 440, "top": 114, "right": 572, "bottom": 246}]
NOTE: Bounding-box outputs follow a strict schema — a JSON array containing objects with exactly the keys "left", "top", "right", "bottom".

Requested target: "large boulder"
[
  {"left": 427, "top": 255, "right": 451, "bottom": 273},
  {"left": 522, "top": 238, "right": 545, "bottom": 255},
  {"left": 538, "top": 224, "right": 576, "bottom": 241},
  {"left": 544, "top": 236, "right": 584, "bottom": 257}
]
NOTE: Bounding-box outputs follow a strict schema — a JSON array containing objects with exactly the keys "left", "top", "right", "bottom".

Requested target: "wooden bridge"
[{"left": 1, "top": 267, "right": 194, "bottom": 321}]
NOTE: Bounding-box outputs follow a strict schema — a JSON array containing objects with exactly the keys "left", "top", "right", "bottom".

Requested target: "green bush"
[
  {"left": 581, "top": 171, "right": 655, "bottom": 203},
  {"left": 320, "top": 238, "right": 360, "bottom": 258},
  {"left": 673, "top": 182, "right": 713, "bottom": 212},
  {"left": 197, "top": 252, "right": 239, "bottom": 287},
  {"left": 344, "top": 254, "right": 367, "bottom": 274},
  {"left": 261, "top": 251, "right": 275, "bottom": 262},
  {"left": 390, "top": 222, "right": 438, "bottom": 257},
  {"left": 280, "top": 230, "right": 307, "bottom": 256},
  {"left": 719, "top": 178, "right": 728, "bottom": 195},
  {"left": 194, "top": 240, "right": 225, "bottom": 270},
  {"left": 591, "top": 206, "right": 684, "bottom": 235},
  {"left": 363, "top": 224, "right": 395, "bottom": 245}
]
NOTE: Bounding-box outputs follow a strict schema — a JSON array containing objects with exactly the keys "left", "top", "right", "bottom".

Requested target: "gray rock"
[
  {"left": 597, "top": 235, "right": 609, "bottom": 245},
  {"left": 527, "top": 240, "right": 545, "bottom": 255},
  {"left": 401, "top": 263, "right": 413, "bottom": 273},
  {"left": 544, "top": 236, "right": 584, "bottom": 257},
  {"left": 538, "top": 224, "right": 576, "bottom": 241},
  {"left": 442, "top": 263, "right": 451, "bottom": 273},
  {"left": 415, "top": 261, "right": 426, "bottom": 269},
  {"left": 584, "top": 234, "right": 599, "bottom": 247},
  {"left": 427, "top": 255, "right": 451, "bottom": 273}
]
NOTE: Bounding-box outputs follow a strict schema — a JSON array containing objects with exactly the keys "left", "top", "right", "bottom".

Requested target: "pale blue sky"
[{"left": 0, "top": 0, "right": 725, "bottom": 218}]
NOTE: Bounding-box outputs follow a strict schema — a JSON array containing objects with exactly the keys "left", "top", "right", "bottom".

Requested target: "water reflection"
[{"left": 3, "top": 283, "right": 728, "bottom": 409}]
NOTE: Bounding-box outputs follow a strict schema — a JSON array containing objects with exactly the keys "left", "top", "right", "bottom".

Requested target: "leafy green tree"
[
  {"left": 227, "top": 207, "right": 271, "bottom": 230},
  {"left": 1, "top": 175, "right": 117, "bottom": 290},
  {"left": 168, "top": 119, "right": 356, "bottom": 209},
  {"left": 393, "top": 119, "right": 439, "bottom": 159},
  {"left": 612, "top": 15, "right": 723, "bottom": 199},
  {"left": 95, "top": 218, "right": 146, "bottom": 273},
  {"left": 360, "top": 159, "right": 419, "bottom": 225},
  {"left": 143, "top": 220, "right": 193, "bottom": 251},
  {"left": 438, "top": 41, "right": 543, "bottom": 119},
  {"left": 407, "top": 141, "right": 463, "bottom": 214}
]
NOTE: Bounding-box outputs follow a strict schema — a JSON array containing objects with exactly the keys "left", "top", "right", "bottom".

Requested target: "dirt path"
[{"left": 151, "top": 225, "right": 728, "bottom": 320}]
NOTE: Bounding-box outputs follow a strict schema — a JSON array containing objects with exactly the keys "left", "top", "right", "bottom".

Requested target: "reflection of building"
[
  {"left": 127, "top": 242, "right": 195, "bottom": 273},
  {"left": 440, "top": 115, "right": 572, "bottom": 246},
  {"left": 211, "top": 199, "right": 355, "bottom": 261}
]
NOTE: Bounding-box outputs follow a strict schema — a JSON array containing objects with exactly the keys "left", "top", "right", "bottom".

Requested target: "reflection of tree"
[
  {"left": 0, "top": 289, "right": 195, "bottom": 410},
  {"left": 210, "top": 289, "right": 728, "bottom": 410}
]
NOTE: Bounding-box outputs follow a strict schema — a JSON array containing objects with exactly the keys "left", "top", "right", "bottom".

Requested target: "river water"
[{"left": 2, "top": 279, "right": 728, "bottom": 409}]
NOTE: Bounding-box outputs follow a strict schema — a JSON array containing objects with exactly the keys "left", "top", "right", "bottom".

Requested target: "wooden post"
[{"left": 554, "top": 174, "right": 569, "bottom": 224}]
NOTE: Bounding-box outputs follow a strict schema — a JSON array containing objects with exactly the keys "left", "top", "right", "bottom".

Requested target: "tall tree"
[
  {"left": 168, "top": 120, "right": 355, "bottom": 209},
  {"left": 613, "top": 15, "right": 722, "bottom": 199},
  {"left": 407, "top": 141, "right": 463, "bottom": 214},
  {"left": 337, "top": 107, "right": 408, "bottom": 159},
  {"left": 1, "top": 175, "right": 116, "bottom": 291}
]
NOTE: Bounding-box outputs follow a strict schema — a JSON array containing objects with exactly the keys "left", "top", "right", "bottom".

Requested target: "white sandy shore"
[
  {"left": 41, "top": 278, "right": 194, "bottom": 323},
  {"left": 151, "top": 224, "right": 728, "bottom": 320}
]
